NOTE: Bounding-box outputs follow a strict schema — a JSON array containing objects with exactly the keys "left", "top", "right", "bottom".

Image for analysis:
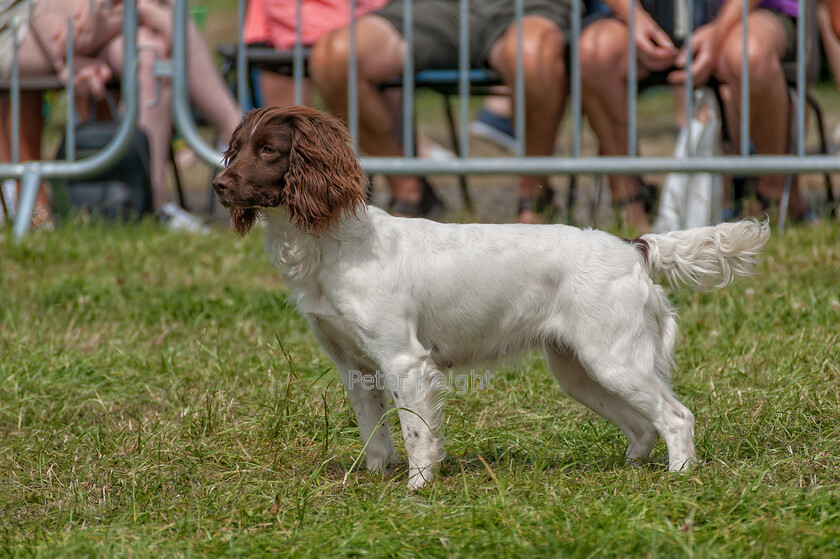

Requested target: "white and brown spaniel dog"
[{"left": 213, "top": 105, "right": 770, "bottom": 489}]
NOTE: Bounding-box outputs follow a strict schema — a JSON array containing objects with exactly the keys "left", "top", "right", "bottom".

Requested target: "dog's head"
[{"left": 212, "top": 105, "right": 368, "bottom": 236}]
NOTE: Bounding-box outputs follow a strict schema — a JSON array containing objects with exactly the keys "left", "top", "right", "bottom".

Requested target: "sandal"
[
  {"left": 389, "top": 177, "right": 444, "bottom": 217},
  {"left": 517, "top": 185, "right": 556, "bottom": 223},
  {"left": 613, "top": 179, "right": 656, "bottom": 232},
  {"left": 613, "top": 180, "right": 657, "bottom": 215}
]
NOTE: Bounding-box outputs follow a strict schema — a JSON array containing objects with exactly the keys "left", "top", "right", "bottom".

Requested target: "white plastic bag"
[{"left": 654, "top": 87, "right": 724, "bottom": 232}]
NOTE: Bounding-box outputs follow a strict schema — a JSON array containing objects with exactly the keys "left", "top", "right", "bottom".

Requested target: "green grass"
[{"left": 1, "top": 219, "right": 839, "bottom": 557}]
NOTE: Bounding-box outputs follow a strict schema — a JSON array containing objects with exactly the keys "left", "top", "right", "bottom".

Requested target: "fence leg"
[
  {"left": 13, "top": 170, "right": 41, "bottom": 241},
  {"left": 778, "top": 179, "right": 792, "bottom": 234}
]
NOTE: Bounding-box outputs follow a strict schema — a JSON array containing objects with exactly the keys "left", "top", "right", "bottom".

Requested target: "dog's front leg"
[
  {"left": 338, "top": 367, "right": 398, "bottom": 474},
  {"left": 309, "top": 322, "right": 397, "bottom": 474},
  {"left": 381, "top": 355, "right": 445, "bottom": 490}
]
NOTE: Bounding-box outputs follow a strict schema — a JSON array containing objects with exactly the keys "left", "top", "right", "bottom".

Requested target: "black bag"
[{"left": 52, "top": 95, "right": 153, "bottom": 221}]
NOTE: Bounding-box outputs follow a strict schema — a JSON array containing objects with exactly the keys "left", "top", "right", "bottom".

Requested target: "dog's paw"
[
  {"left": 366, "top": 452, "right": 397, "bottom": 475},
  {"left": 407, "top": 474, "right": 429, "bottom": 490},
  {"left": 406, "top": 466, "right": 436, "bottom": 490}
]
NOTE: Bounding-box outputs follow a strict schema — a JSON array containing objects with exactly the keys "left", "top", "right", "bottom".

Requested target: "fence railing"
[
  {"left": 0, "top": 0, "right": 140, "bottom": 240},
  {"left": 3, "top": 0, "right": 837, "bottom": 240},
  {"left": 173, "top": 0, "right": 838, "bottom": 178}
]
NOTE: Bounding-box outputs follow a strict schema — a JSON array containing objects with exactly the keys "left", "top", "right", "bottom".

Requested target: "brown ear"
[{"left": 282, "top": 110, "right": 368, "bottom": 235}]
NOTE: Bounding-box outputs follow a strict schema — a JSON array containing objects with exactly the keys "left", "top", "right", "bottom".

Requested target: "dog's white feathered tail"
[{"left": 639, "top": 219, "right": 771, "bottom": 290}]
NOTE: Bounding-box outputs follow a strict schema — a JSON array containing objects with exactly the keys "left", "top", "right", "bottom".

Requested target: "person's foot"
[
  {"left": 389, "top": 178, "right": 444, "bottom": 218},
  {"left": 159, "top": 202, "right": 210, "bottom": 234},
  {"left": 417, "top": 136, "right": 456, "bottom": 161},
  {"left": 517, "top": 185, "right": 555, "bottom": 224},
  {"left": 615, "top": 199, "right": 651, "bottom": 233},
  {"left": 613, "top": 180, "right": 656, "bottom": 233},
  {"left": 517, "top": 208, "right": 542, "bottom": 224}
]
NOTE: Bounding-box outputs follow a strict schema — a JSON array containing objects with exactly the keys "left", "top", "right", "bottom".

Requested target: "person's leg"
[
  {"left": 310, "top": 15, "right": 426, "bottom": 209},
  {"left": 101, "top": 27, "right": 172, "bottom": 210},
  {"left": 258, "top": 72, "right": 312, "bottom": 108},
  {"left": 819, "top": 2, "right": 840, "bottom": 145},
  {"left": 0, "top": 91, "right": 50, "bottom": 223},
  {"left": 487, "top": 16, "right": 566, "bottom": 223},
  {"left": 826, "top": 0, "right": 840, "bottom": 38},
  {"left": 184, "top": 19, "right": 241, "bottom": 146},
  {"left": 715, "top": 10, "right": 806, "bottom": 218},
  {"left": 0, "top": 92, "right": 42, "bottom": 165},
  {"left": 579, "top": 18, "right": 652, "bottom": 230}
]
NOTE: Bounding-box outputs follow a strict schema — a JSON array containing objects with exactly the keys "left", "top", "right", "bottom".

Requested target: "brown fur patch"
[
  {"left": 623, "top": 236, "right": 651, "bottom": 265},
  {"left": 230, "top": 207, "right": 260, "bottom": 237},
  {"left": 212, "top": 106, "right": 368, "bottom": 237}
]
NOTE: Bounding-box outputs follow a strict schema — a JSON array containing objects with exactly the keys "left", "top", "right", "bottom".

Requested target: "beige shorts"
[{"left": 374, "top": 0, "right": 572, "bottom": 71}]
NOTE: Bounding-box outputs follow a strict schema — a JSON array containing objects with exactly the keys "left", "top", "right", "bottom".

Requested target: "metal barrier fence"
[
  {"left": 170, "top": 0, "right": 837, "bottom": 215},
  {"left": 0, "top": 0, "right": 140, "bottom": 240},
  {"left": 1, "top": 0, "right": 837, "bottom": 240}
]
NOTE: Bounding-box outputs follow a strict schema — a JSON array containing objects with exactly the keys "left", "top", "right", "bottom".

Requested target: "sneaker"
[
  {"left": 469, "top": 108, "right": 517, "bottom": 152},
  {"left": 418, "top": 138, "right": 456, "bottom": 161},
  {"left": 159, "top": 202, "right": 210, "bottom": 234}
]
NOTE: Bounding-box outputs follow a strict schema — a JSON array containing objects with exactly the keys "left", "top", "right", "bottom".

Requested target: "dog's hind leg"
[
  {"left": 560, "top": 273, "right": 696, "bottom": 471},
  {"left": 566, "top": 337, "right": 696, "bottom": 472},
  {"left": 545, "top": 344, "right": 659, "bottom": 465}
]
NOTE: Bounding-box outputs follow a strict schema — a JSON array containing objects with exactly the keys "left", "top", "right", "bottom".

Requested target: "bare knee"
[
  {"left": 579, "top": 21, "right": 628, "bottom": 86},
  {"left": 490, "top": 17, "right": 565, "bottom": 84},
  {"left": 311, "top": 17, "right": 405, "bottom": 90},
  {"left": 717, "top": 34, "right": 785, "bottom": 92},
  {"left": 310, "top": 28, "right": 352, "bottom": 92}
]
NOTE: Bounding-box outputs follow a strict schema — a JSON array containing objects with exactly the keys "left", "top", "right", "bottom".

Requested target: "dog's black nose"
[{"left": 212, "top": 174, "right": 231, "bottom": 192}]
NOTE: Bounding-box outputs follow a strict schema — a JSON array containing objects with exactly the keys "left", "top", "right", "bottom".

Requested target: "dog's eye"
[{"left": 261, "top": 145, "right": 276, "bottom": 155}]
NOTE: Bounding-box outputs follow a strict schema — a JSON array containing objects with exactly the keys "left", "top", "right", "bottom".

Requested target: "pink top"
[{"left": 244, "top": 0, "right": 389, "bottom": 50}]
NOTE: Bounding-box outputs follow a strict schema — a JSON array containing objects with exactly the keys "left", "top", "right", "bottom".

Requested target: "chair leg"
[
  {"left": 206, "top": 169, "right": 216, "bottom": 216},
  {"left": 169, "top": 140, "right": 189, "bottom": 211},
  {"left": 779, "top": 177, "right": 792, "bottom": 233},
  {"left": 778, "top": 86, "right": 799, "bottom": 233},
  {"left": 806, "top": 90, "right": 836, "bottom": 218},
  {"left": 592, "top": 175, "right": 603, "bottom": 229},
  {"left": 780, "top": 87, "right": 836, "bottom": 230},
  {"left": 0, "top": 179, "right": 7, "bottom": 220},
  {"left": 441, "top": 93, "right": 472, "bottom": 211},
  {"left": 566, "top": 174, "right": 576, "bottom": 224}
]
